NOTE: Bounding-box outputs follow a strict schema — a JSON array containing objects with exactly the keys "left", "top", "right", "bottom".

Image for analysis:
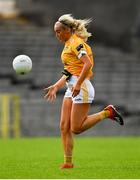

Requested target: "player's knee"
[{"left": 71, "top": 127, "right": 81, "bottom": 135}]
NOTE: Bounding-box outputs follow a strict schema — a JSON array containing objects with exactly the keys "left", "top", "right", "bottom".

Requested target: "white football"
[{"left": 13, "top": 55, "right": 32, "bottom": 75}]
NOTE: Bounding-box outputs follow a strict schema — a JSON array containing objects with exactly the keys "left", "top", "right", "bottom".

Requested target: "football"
[{"left": 13, "top": 55, "right": 32, "bottom": 75}]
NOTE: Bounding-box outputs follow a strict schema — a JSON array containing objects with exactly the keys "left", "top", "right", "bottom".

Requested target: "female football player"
[{"left": 44, "top": 14, "right": 124, "bottom": 169}]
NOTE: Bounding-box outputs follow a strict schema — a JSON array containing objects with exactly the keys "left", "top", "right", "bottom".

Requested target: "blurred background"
[{"left": 0, "top": 0, "right": 140, "bottom": 138}]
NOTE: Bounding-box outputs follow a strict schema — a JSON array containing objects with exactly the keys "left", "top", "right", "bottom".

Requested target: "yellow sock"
[
  {"left": 64, "top": 155, "right": 72, "bottom": 164},
  {"left": 99, "top": 110, "right": 110, "bottom": 120}
]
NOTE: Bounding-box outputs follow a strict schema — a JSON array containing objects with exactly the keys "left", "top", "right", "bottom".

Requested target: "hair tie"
[{"left": 59, "top": 20, "right": 72, "bottom": 29}]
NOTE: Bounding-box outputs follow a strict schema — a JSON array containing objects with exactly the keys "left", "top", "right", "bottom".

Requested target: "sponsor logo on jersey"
[{"left": 76, "top": 44, "right": 84, "bottom": 51}]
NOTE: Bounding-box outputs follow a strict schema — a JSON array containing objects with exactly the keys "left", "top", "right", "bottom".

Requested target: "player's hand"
[
  {"left": 43, "top": 85, "right": 58, "bottom": 102},
  {"left": 72, "top": 83, "right": 81, "bottom": 97}
]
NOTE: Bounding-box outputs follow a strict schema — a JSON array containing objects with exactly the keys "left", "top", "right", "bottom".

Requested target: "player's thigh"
[
  {"left": 71, "top": 103, "right": 90, "bottom": 131},
  {"left": 60, "top": 97, "right": 72, "bottom": 132}
]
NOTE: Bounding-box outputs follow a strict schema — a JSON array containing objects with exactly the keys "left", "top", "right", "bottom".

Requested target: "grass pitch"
[{"left": 0, "top": 137, "right": 140, "bottom": 179}]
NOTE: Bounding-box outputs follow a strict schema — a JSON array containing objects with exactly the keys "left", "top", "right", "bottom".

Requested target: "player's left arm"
[{"left": 72, "top": 54, "right": 92, "bottom": 97}]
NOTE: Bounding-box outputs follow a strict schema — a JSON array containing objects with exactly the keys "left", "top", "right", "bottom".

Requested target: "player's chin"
[
  {"left": 56, "top": 37, "right": 64, "bottom": 43},
  {"left": 59, "top": 39, "right": 64, "bottom": 43}
]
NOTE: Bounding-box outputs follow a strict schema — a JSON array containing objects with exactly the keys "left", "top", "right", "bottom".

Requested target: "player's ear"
[
  {"left": 64, "top": 26, "right": 72, "bottom": 33},
  {"left": 69, "top": 26, "right": 73, "bottom": 33}
]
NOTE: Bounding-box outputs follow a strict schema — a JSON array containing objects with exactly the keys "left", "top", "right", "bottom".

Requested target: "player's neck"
[{"left": 65, "top": 33, "right": 75, "bottom": 44}]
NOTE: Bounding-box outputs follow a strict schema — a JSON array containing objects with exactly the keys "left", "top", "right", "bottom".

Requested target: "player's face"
[{"left": 54, "top": 22, "right": 71, "bottom": 43}]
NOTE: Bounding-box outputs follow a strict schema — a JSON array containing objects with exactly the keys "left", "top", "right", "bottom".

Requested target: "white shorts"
[{"left": 64, "top": 76, "right": 95, "bottom": 104}]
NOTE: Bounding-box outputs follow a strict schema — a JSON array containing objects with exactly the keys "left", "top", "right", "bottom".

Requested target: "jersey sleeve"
[{"left": 71, "top": 39, "right": 87, "bottom": 59}]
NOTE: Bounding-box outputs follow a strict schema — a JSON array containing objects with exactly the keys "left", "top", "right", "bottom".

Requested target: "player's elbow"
[
  {"left": 88, "top": 61, "right": 92, "bottom": 68},
  {"left": 86, "top": 60, "right": 92, "bottom": 70}
]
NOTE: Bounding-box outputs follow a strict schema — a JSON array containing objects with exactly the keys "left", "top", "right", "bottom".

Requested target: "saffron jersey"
[{"left": 61, "top": 34, "right": 94, "bottom": 79}]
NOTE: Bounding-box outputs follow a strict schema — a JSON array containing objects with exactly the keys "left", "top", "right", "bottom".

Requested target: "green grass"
[{"left": 0, "top": 137, "right": 140, "bottom": 178}]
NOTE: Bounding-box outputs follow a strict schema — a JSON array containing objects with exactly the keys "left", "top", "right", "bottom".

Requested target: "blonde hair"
[{"left": 58, "top": 14, "right": 92, "bottom": 42}]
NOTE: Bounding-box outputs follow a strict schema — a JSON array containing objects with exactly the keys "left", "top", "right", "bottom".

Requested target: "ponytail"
[{"left": 58, "top": 14, "right": 92, "bottom": 41}]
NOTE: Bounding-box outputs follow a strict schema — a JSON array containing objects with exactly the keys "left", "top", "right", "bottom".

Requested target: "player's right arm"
[{"left": 44, "top": 75, "right": 67, "bottom": 102}]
